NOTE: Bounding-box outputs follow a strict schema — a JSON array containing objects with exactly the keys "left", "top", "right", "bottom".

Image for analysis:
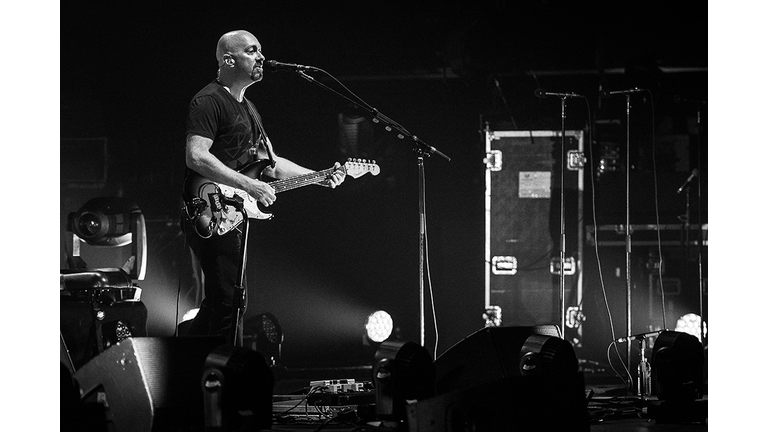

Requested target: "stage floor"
[{"left": 266, "top": 365, "right": 709, "bottom": 432}]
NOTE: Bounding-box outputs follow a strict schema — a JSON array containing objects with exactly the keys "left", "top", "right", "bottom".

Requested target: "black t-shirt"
[{"left": 186, "top": 81, "right": 269, "bottom": 171}]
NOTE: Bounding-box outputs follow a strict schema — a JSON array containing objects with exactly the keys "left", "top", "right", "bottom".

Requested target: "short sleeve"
[{"left": 186, "top": 95, "right": 220, "bottom": 140}]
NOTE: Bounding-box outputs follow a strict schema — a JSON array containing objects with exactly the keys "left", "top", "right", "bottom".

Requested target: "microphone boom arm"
[{"left": 295, "top": 71, "right": 450, "bottom": 161}]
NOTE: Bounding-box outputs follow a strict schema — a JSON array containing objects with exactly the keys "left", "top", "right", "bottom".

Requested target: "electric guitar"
[{"left": 184, "top": 158, "right": 380, "bottom": 238}]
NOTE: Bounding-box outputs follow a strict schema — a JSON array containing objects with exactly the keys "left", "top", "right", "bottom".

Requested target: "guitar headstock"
[{"left": 343, "top": 158, "right": 381, "bottom": 178}]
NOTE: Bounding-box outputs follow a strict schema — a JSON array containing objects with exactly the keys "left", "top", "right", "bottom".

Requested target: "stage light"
[
  {"left": 337, "top": 104, "right": 375, "bottom": 157},
  {"left": 101, "top": 320, "right": 134, "bottom": 349},
  {"left": 518, "top": 334, "right": 580, "bottom": 376},
  {"left": 182, "top": 308, "right": 200, "bottom": 322},
  {"left": 243, "top": 313, "right": 284, "bottom": 366},
  {"left": 202, "top": 344, "right": 274, "bottom": 431},
  {"left": 69, "top": 197, "right": 138, "bottom": 245},
  {"left": 675, "top": 313, "right": 707, "bottom": 343},
  {"left": 365, "top": 310, "right": 393, "bottom": 343},
  {"left": 176, "top": 308, "right": 201, "bottom": 337},
  {"left": 651, "top": 330, "right": 705, "bottom": 401},
  {"left": 67, "top": 196, "right": 147, "bottom": 280},
  {"left": 373, "top": 341, "right": 435, "bottom": 424}
]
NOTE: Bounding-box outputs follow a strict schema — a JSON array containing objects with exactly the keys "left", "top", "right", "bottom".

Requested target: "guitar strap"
[{"left": 244, "top": 99, "right": 276, "bottom": 169}]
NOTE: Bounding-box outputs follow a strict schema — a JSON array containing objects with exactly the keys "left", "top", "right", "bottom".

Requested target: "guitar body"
[
  {"left": 184, "top": 160, "right": 273, "bottom": 238},
  {"left": 183, "top": 158, "right": 380, "bottom": 238}
]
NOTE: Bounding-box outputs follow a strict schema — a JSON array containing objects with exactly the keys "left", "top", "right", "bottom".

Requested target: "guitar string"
[
  {"left": 271, "top": 168, "right": 336, "bottom": 193},
  {"left": 269, "top": 162, "right": 376, "bottom": 193}
]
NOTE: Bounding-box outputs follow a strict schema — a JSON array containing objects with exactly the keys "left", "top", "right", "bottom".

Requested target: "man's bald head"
[
  {"left": 216, "top": 30, "right": 257, "bottom": 65},
  {"left": 214, "top": 30, "right": 265, "bottom": 88}
]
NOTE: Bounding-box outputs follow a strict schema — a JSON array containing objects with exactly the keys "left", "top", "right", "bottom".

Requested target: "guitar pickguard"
[{"left": 187, "top": 182, "right": 240, "bottom": 238}]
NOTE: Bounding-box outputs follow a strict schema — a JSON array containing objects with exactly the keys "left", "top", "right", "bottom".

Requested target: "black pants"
[{"left": 182, "top": 217, "right": 246, "bottom": 345}]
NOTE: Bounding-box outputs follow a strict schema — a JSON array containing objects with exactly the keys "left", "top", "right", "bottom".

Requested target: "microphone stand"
[
  {"left": 294, "top": 70, "right": 450, "bottom": 348},
  {"left": 623, "top": 94, "right": 633, "bottom": 372},
  {"left": 536, "top": 89, "right": 583, "bottom": 337},
  {"left": 557, "top": 97, "right": 568, "bottom": 335},
  {"left": 674, "top": 96, "right": 707, "bottom": 345},
  {"left": 227, "top": 196, "right": 248, "bottom": 347},
  {"left": 695, "top": 104, "right": 706, "bottom": 346}
]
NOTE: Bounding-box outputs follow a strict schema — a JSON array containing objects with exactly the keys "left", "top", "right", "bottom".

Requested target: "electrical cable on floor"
[
  {"left": 586, "top": 98, "right": 632, "bottom": 392},
  {"left": 273, "top": 385, "right": 328, "bottom": 421}
]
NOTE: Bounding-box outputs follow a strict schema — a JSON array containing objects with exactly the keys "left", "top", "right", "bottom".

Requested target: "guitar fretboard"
[{"left": 269, "top": 167, "right": 337, "bottom": 193}]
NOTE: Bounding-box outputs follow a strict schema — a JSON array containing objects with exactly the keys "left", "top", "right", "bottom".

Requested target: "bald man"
[{"left": 181, "top": 30, "right": 345, "bottom": 343}]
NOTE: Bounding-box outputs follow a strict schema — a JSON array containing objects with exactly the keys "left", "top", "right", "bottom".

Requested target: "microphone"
[
  {"left": 676, "top": 168, "right": 699, "bottom": 194},
  {"left": 264, "top": 60, "right": 317, "bottom": 71},
  {"left": 534, "top": 88, "right": 583, "bottom": 99},
  {"left": 615, "top": 329, "right": 665, "bottom": 343},
  {"left": 600, "top": 88, "right": 645, "bottom": 97}
]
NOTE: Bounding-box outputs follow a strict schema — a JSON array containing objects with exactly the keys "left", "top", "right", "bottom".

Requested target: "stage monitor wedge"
[
  {"left": 73, "top": 337, "right": 225, "bottom": 432},
  {"left": 434, "top": 325, "right": 560, "bottom": 394}
]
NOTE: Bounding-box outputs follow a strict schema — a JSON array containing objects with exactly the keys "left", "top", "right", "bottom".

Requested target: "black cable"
[
  {"left": 274, "top": 386, "right": 327, "bottom": 417},
  {"left": 423, "top": 204, "right": 440, "bottom": 359},
  {"left": 645, "top": 90, "right": 668, "bottom": 330},
  {"left": 587, "top": 100, "right": 632, "bottom": 392}
]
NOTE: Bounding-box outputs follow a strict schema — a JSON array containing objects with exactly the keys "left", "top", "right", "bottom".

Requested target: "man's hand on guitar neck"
[{"left": 321, "top": 162, "right": 346, "bottom": 189}]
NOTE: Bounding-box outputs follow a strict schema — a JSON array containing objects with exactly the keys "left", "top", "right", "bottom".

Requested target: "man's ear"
[{"left": 223, "top": 54, "right": 234, "bottom": 66}]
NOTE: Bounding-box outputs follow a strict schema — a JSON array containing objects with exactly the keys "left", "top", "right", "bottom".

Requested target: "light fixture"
[
  {"left": 675, "top": 313, "right": 707, "bottom": 343},
  {"left": 202, "top": 344, "right": 274, "bottom": 431},
  {"left": 243, "top": 313, "right": 283, "bottom": 366},
  {"left": 373, "top": 341, "right": 435, "bottom": 425},
  {"left": 176, "top": 308, "right": 200, "bottom": 337},
  {"left": 67, "top": 197, "right": 147, "bottom": 280},
  {"left": 518, "top": 334, "right": 580, "bottom": 376},
  {"left": 337, "top": 104, "right": 375, "bottom": 157},
  {"left": 365, "top": 310, "right": 393, "bottom": 343},
  {"left": 182, "top": 308, "right": 200, "bottom": 322},
  {"left": 651, "top": 330, "right": 705, "bottom": 401},
  {"left": 101, "top": 320, "right": 134, "bottom": 349}
]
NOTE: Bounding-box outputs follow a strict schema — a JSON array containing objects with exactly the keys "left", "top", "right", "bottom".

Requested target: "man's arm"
[
  {"left": 264, "top": 155, "right": 314, "bottom": 179},
  {"left": 186, "top": 133, "right": 277, "bottom": 206}
]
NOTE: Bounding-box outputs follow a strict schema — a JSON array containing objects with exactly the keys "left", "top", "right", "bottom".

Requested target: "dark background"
[{"left": 60, "top": 1, "right": 708, "bottom": 367}]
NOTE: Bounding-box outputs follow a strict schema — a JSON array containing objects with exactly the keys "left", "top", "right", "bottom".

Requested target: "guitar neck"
[{"left": 269, "top": 167, "right": 336, "bottom": 193}]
